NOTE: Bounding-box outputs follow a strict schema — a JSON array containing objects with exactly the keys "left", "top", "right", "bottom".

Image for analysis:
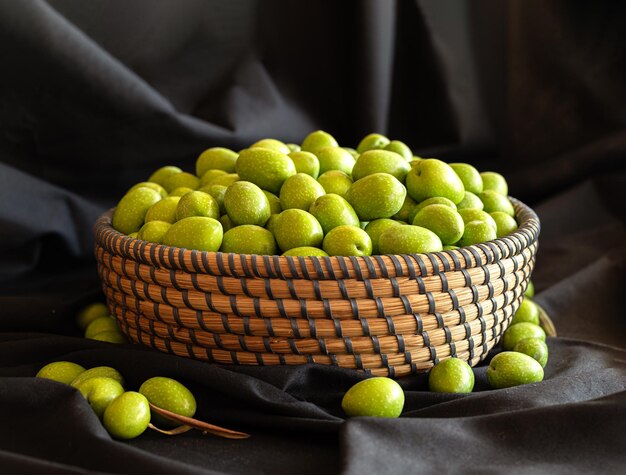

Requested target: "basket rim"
[{"left": 94, "top": 196, "right": 540, "bottom": 280}]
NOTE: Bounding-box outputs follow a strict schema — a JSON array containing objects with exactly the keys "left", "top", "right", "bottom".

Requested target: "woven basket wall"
[{"left": 94, "top": 198, "right": 539, "bottom": 378}]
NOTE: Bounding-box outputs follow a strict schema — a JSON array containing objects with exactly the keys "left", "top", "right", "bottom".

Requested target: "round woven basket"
[{"left": 94, "top": 198, "right": 539, "bottom": 378}]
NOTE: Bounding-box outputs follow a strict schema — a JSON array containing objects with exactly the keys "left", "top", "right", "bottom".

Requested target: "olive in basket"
[{"left": 110, "top": 130, "right": 519, "bottom": 257}]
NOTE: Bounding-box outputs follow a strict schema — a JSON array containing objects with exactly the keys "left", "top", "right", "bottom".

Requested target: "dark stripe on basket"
[
  {"left": 241, "top": 278, "right": 253, "bottom": 298},
  {"left": 172, "top": 307, "right": 183, "bottom": 327},
  {"left": 483, "top": 265, "right": 491, "bottom": 285},
  {"left": 374, "top": 256, "right": 389, "bottom": 278},
  {"left": 216, "top": 253, "right": 227, "bottom": 276},
  {"left": 335, "top": 256, "right": 350, "bottom": 279},
  {"left": 286, "top": 256, "right": 299, "bottom": 279},
  {"left": 383, "top": 356, "right": 392, "bottom": 377},
  {"left": 288, "top": 339, "right": 300, "bottom": 355},
  {"left": 449, "top": 340, "right": 457, "bottom": 357},
  {"left": 298, "top": 256, "right": 312, "bottom": 280},
  {"left": 253, "top": 297, "right": 261, "bottom": 317},
  {"left": 201, "top": 251, "right": 212, "bottom": 275},
  {"left": 272, "top": 255, "right": 286, "bottom": 279},
  {"left": 385, "top": 316, "right": 396, "bottom": 334},
  {"left": 160, "top": 287, "right": 172, "bottom": 307},
  {"left": 250, "top": 255, "right": 262, "bottom": 278},
  {"left": 354, "top": 354, "right": 364, "bottom": 370},
  {"left": 338, "top": 279, "right": 350, "bottom": 299},
  {"left": 160, "top": 334, "right": 171, "bottom": 353},
  {"left": 187, "top": 327, "right": 198, "bottom": 345},
  {"left": 153, "top": 303, "right": 164, "bottom": 322},
  {"left": 440, "top": 272, "right": 449, "bottom": 292},
  {"left": 204, "top": 348, "right": 214, "bottom": 363},
  {"left": 311, "top": 257, "right": 326, "bottom": 280},
  {"left": 476, "top": 243, "right": 493, "bottom": 265},
  {"left": 191, "top": 274, "right": 203, "bottom": 292},
  {"left": 502, "top": 290, "right": 510, "bottom": 308},
  {"left": 401, "top": 255, "right": 417, "bottom": 278},
  {"left": 496, "top": 259, "right": 506, "bottom": 279},
  {"left": 190, "top": 250, "right": 202, "bottom": 273},
  {"left": 349, "top": 298, "right": 359, "bottom": 318},
  {"left": 221, "top": 314, "right": 232, "bottom": 334},
  {"left": 204, "top": 292, "right": 220, "bottom": 313},
  {"left": 363, "top": 257, "right": 377, "bottom": 278},
  {"left": 467, "top": 245, "right": 483, "bottom": 266},
  {"left": 413, "top": 313, "right": 423, "bottom": 333},
  {"left": 312, "top": 280, "right": 322, "bottom": 300},
  {"left": 388, "top": 255, "right": 404, "bottom": 277},
  {"left": 168, "top": 246, "right": 178, "bottom": 269},
  {"left": 429, "top": 346, "right": 439, "bottom": 365},
  {"left": 464, "top": 322, "right": 472, "bottom": 339},
  {"left": 323, "top": 299, "right": 332, "bottom": 318},
  {"left": 276, "top": 298, "right": 288, "bottom": 318},
  {"left": 263, "top": 255, "right": 276, "bottom": 278},
  {"left": 390, "top": 277, "right": 400, "bottom": 297},
  {"left": 460, "top": 269, "right": 471, "bottom": 287},
  {"left": 445, "top": 250, "right": 461, "bottom": 269},
  {"left": 262, "top": 336, "right": 272, "bottom": 353},
  {"left": 243, "top": 316, "right": 252, "bottom": 335},
  {"left": 404, "top": 350, "right": 412, "bottom": 364},
  {"left": 426, "top": 292, "right": 436, "bottom": 314},
  {"left": 372, "top": 335, "right": 381, "bottom": 353},
  {"left": 255, "top": 353, "right": 264, "bottom": 365},
  {"left": 320, "top": 258, "right": 335, "bottom": 280},
  {"left": 478, "top": 315, "right": 487, "bottom": 336},
  {"left": 443, "top": 326, "right": 452, "bottom": 344},
  {"left": 319, "top": 337, "right": 329, "bottom": 355},
  {"left": 400, "top": 295, "right": 413, "bottom": 314},
  {"left": 422, "top": 330, "right": 431, "bottom": 347},
  {"left": 264, "top": 318, "right": 275, "bottom": 337},
  {"left": 449, "top": 288, "right": 459, "bottom": 309},
  {"left": 345, "top": 337, "right": 355, "bottom": 355},
  {"left": 170, "top": 271, "right": 182, "bottom": 291},
  {"left": 227, "top": 253, "right": 240, "bottom": 278},
  {"left": 416, "top": 276, "right": 426, "bottom": 294},
  {"left": 414, "top": 255, "right": 428, "bottom": 276},
  {"left": 426, "top": 253, "right": 440, "bottom": 274},
  {"left": 492, "top": 311, "right": 499, "bottom": 339},
  {"left": 333, "top": 318, "right": 343, "bottom": 337},
  {"left": 486, "top": 282, "right": 495, "bottom": 300},
  {"left": 300, "top": 299, "right": 309, "bottom": 319},
  {"left": 180, "top": 248, "right": 193, "bottom": 273},
  {"left": 309, "top": 318, "right": 318, "bottom": 338},
  {"left": 360, "top": 318, "right": 371, "bottom": 336},
  {"left": 330, "top": 354, "right": 339, "bottom": 366},
  {"left": 512, "top": 271, "right": 520, "bottom": 290},
  {"left": 458, "top": 248, "right": 472, "bottom": 267},
  {"left": 476, "top": 301, "right": 484, "bottom": 319},
  {"left": 264, "top": 279, "right": 274, "bottom": 300},
  {"left": 181, "top": 289, "right": 194, "bottom": 310},
  {"left": 186, "top": 343, "right": 197, "bottom": 360},
  {"left": 286, "top": 279, "right": 297, "bottom": 299},
  {"left": 439, "top": 252, "right": 452, "bottom": 272},
  {"left": 350, "top": 256, "right": 365, "bottom": 281},
  {"left": 196, "top": 310, "right": 211, "bottom": 333},
  {"left": 396, "top": 334, "right": 406, "bottom": 353},
  {"left": 486, "top": 241, "right": 501, "bottom": 261},
  {"left": 230, "top": 351, "right": 240, "bottom": 365},
  {"left": 470, "top": 285, "right": 479, "bottom": 303},
  {"left": 290, "top": 318, "right": 301, "bottom": 338},
  {"left": 364, "top": 278, "right": 374, "bottom": 299},
  {"left": 239, "top": 255, "right": 252, "bottom": 278},
  {"left": 434, "top": 313, "right": 445, "bottom": 328}
]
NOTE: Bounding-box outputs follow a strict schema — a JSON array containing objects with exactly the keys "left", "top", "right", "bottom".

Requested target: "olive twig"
[
  {"left": 536, "top": 303, "right": 557, "bottom": 337},
  {"left": 148, "top": 403, "right": 250, "bottom": 439},
  {"left": 148, "top": 423, "right": 194, "bottom": 435}
]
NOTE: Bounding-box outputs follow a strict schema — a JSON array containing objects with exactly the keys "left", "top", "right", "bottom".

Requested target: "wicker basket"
[{"left": 94, "top": 198, "right": 539, "bottom": 378}]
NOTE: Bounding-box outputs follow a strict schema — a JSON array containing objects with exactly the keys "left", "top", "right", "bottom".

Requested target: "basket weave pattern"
[{"left": 95, "top": 198, "right": 539, "bottom": 378}]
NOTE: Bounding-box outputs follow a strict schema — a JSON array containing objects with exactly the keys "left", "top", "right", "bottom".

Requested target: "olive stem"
[
  {"left": 536, "top": 303, "right": 557, "bottom": 337},
  {"left": 148, "top": 403, "right": 250, "bottom": 439}
]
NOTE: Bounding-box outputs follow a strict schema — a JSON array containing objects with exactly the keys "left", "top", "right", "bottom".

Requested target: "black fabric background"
[{"left": 1, "top": 1, "right": 625, "bottom": 474}]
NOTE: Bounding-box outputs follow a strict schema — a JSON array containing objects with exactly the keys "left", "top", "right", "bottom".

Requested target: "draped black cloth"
[{"left": 1, "top": 1, "right": 625, "bottom": 473}]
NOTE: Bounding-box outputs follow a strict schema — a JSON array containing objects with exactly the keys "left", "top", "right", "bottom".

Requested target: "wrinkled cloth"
[{"left": 0, "top": 1, "right": 625, "bottom": 474}]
